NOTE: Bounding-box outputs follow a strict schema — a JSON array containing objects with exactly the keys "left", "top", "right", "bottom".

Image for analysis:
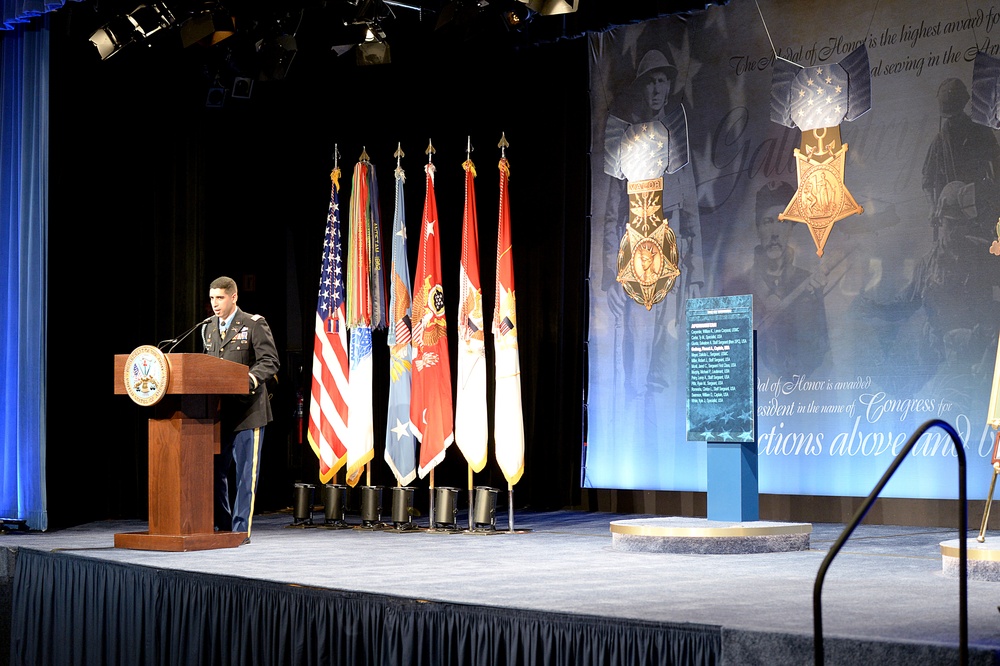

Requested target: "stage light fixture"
[
  {"left": 355, "top": 22, "right": 391, "bottom": 64},
  {"left": 356, "top": 39, "right": 391, "bottom": 65},
  {"left": 257, "top": 33, "right": 298, "bottom": 81},
  {"left": 330, "top": 22, "right": 369, "bottom": 56},
  {"left": 502, "top": 3, "right": 534, "bottom": 30},
  {"left": 88, "top": 3, "right": 178, "bottom": 60},
  {"left": 178, "top": 3, "right": 235, "bottom": 49},
  {"left": 231, "top": 76, "right": 253, "bottom": 99},
  {"left": 521, "top": 0, "right": 580, "bottom": 15},
  {"left": 205, "top": 84, "right": 226, "bottom": 107}
]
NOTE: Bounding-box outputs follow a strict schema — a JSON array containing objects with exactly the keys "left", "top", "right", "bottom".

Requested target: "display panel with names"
[{"left": 686, "top": 295, "right": 754, "bottom": 442}]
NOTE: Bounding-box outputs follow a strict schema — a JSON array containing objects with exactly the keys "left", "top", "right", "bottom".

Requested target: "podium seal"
[{"left": 123, "top": 345, "right": 170, "bottom": 406}]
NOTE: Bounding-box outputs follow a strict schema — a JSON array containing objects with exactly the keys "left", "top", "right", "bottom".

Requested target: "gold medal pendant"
[
  {"left": 616, "top": 176, "right": 680, "bottom": 310},
  {"left": 780, "top": 126, "right": 863, "bottom": 257}
]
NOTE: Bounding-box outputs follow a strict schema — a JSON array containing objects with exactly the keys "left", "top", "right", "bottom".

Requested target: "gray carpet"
[{"left": 2, "top": 509, "right": 998, "bottom": 665}]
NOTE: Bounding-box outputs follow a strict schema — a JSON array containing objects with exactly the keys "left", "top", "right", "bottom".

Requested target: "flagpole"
[
  {"left": 495, "top": 132, "right": 523, "bottom": 535},
  {"left": 468, "top": 465, "right": 474, "bottom": 530},
  {"left": 427, "top": 139, "right": 436, "bottom": 532},
  {"left": 428, "top": 469, "right": 436, "bottom": 530},
  {"left": 466, "top": 134, "right": 474, "bottom": 532},
  {"left": 507, "top": 482, "right": 514, "bottom": 533}
]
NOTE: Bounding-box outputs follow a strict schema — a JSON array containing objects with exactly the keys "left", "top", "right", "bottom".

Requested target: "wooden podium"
[{"left": 113, "top": 352, "right": 249, "bottom": 551}]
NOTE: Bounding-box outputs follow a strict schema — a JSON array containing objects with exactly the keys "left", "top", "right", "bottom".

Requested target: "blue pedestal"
[{"left": 707, "top": 442, "right": 759, "bottom": 522}]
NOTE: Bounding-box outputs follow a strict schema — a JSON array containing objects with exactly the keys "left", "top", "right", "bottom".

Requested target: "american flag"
[{"left": 307, "top": 168, "right": 349, "bottom": 483}]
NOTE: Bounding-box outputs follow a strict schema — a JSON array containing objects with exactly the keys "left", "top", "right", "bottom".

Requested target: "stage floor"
[{"left": 3, "top": 509, "right": 998, "bottom": 664}]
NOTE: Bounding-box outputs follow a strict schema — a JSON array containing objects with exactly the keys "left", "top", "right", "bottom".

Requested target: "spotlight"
[
  {"left": 89, "top": 15, "right": 138, "bottom": 60},
  {"left": 256, "top": 10, "right": 302, "bottom": 81},
  {"left": 231, "top": 76, "right": 253, "bottom": 99},
  {"left": 88, "top": 3, "right": 177, "bottom": 60},
  {"left": 205, "top": 84, "right": 226, "bottom": 107},
  {"left": 502, "top": 3, "right": 534, "bottom": 30},
  {"left": 538, "top": 0, "right": 579, "bottom": 15},
  {"left": 334, "top": 0, "right": 393, "bottom": 64},
  {"left": 521, "top": 0, "right": 580, "bottom": 15},
  {"left": 330, "top": 22, "right": 369, "bottom": 56},
  {"left": 257, "top": 33, "right": 298, "bottom": 81},
  {"left": 356, "top": 25, "right": 391, "bottom": 65}
]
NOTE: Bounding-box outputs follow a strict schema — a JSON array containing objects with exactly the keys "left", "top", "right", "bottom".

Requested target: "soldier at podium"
[{"left": 204, "top": 276, "right": 280, "bottom": 542}]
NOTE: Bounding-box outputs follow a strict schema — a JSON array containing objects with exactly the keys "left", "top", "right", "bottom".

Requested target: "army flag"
[
  {"left": 494, "top": 156, "right": 524, "bottom": 485},
  {"left": 454, "top": 157, "right": 488, "bottom": 472},
  {"left": 385, "top": 159, "right": 418, "bottom": 486},
  {"left": 307, "top": 168, "right": 349, "bottom": 483},
  {"left": 410, "top": 161, "right": 454, "bottom": 478},
  {"left": 366, "top": 162, "right": 389, "bottom": 330},
  {"left": 345, "top": 159, "right": 376, "bottom": 486}
]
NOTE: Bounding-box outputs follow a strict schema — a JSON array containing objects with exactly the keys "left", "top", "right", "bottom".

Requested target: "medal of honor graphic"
[
  {"left": 616, "top": 176, "right": 680, "bottom": 309},
  {"left": 780, "top": 128, "right": 863, "bottom": 257},
  {"left": 770, "top": 45, "right": 871, "bottom": 256}
]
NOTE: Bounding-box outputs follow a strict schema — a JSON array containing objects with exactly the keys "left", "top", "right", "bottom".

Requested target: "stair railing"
[{"left": 812, "top": 418, "right": 967, "bottom": 665}]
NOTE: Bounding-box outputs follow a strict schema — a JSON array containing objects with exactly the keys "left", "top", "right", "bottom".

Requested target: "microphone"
[{"left": 161, "top": 317, "right": 213, "bottom": 353}]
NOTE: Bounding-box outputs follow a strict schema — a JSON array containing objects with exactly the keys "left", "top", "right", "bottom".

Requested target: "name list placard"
[{"left": 686, "top": 295, "right": 754, "bottom": 442}]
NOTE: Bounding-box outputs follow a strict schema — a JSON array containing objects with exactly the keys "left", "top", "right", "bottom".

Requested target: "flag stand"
[
  {"left": 318, "top": 471, "right": 350, "bottom": 530},
  {"left": 389, "top": 483, "right": 419, "bottom": 531}
]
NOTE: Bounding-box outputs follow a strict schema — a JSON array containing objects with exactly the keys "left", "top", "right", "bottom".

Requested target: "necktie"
[{"left": 220, "top": 322, "right": 227, "bottom": 339}]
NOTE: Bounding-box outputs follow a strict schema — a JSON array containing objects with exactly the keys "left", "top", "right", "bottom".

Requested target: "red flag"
[
  {"left": 307, "top": 169, "right": 349, "bottom": 483},
  {"left": 455, "top": 158, "right": 488, "bottom": 472},
  {"left": 494, "top": 156, "right": 524, "bottom": 485},
  {"left": 410, "top": 161, "right": 454, "bottom": 478}
]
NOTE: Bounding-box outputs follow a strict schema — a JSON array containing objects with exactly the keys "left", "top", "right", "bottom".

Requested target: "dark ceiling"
[{"left": 68, "top": 0, "right": 724, "bottom": 82}]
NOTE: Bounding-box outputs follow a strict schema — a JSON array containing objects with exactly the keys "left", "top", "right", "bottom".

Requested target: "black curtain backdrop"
[{"left": 47, "top": 5, "right": 590, "bottom": 529}]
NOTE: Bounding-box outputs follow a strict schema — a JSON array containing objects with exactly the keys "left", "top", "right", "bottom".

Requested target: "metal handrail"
[{"left": 812, "top": 418, "right": 967, "bottom": 665}]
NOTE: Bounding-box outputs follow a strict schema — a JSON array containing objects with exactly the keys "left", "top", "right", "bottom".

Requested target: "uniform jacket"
[{"left": 203, "top": 307, "right": 280, "bottom": 432}]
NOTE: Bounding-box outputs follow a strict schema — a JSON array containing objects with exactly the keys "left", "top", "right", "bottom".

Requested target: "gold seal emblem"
[{"left": 123, "top": 345, "right": 171, "bottom": 406}]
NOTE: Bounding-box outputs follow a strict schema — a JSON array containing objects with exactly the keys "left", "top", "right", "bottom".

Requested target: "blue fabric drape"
[
  {"left": 1, "top": 1, "right": 78, "bottom": 30},
  {"left": 0, "top": 12, "right": 54, "bottom": 530}
]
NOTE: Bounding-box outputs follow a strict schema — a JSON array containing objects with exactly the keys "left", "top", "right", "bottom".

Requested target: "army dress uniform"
[{"left": 204, "top": 307, "right": 280, "bottom": 537}]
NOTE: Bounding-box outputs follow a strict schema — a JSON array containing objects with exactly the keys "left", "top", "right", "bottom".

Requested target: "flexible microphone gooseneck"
[{"left": 162, "top": 317, "right": 213, "bottom": 353}]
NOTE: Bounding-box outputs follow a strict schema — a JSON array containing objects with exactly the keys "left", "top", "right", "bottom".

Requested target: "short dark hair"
[{"left": 210, "top": 276, "right": 237, "bottom": 294}]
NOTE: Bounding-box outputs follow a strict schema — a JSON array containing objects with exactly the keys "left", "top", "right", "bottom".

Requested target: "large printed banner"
[{"left": 585, "top": 0, "right": 1000, "bottom": 499}]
